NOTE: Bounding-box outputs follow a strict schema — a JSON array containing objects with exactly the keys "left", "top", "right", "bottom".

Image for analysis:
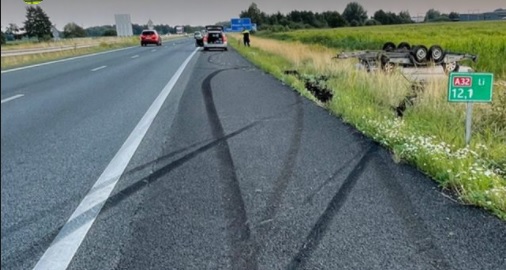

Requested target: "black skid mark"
[{"left": 202, "top": 69, "right": 258, "bottom": 270}]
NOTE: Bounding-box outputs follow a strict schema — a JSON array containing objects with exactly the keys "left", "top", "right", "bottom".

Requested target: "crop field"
[
  {"left": 260, "top": 21, "right": 506, "bottom": 79},
  {"left": 229, "top": 27, "right": 506, "bottom": 220}
]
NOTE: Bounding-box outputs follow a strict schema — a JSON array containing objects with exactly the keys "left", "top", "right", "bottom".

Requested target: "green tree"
[
  {"left": 424, "top": 9, "right": 441, "bottom": 22},
  {"left": 342, "top": 2, "right": 368, "bottom": 25},
  {"left": 1, "top": 31, "right": 5, "bottom": 45},
  {"left": 449, "top": 12, "right": 460, "bottom": 21},
  {"left": 102, "top": 29, "right": 117, "bottom": 36},
  {"left": 399, "top": 11, "right": 413, "bottom": 23},
  {"left": 240, "top": 3, "right": 266, "bottom": 25},
  {"left": 373, "top": 10, "right": 388, "bottom": 24},
  {"left": 322, "top": 11, "right": 346, "bottom": 28},
  {"left": 24, "top": 6, "right": 53, "bottom": 41},
  {"left": 63, "top": 22, "right": 87, "bottom": 38},
  {"left": 6, "top": 23, "right": 20, "bottom": 34}
]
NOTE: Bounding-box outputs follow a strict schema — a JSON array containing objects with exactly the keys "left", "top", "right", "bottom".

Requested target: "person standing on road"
[{"left": 242, "top": 28, "right": 250, "bottom": 47}]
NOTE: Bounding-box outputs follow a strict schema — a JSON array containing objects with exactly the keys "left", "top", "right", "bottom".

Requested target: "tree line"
[
  {"left": 239, "top": 2, "right": 461, "bottom": 32},
  {"left": 1, "top": 3, "right": 463, "bottom": 44}
]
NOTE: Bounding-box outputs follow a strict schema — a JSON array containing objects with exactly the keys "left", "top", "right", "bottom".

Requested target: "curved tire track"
[
  {"left": 287, "top": 144, "right": 376, "bottom": 270},
  {"left": 201, "top": 69, "right": 258, "bottom": 270},
  {"left": 258, "top": 95, "right": 304, "bottom": 228}
]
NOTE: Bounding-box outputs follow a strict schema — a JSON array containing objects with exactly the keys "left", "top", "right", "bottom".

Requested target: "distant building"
[
  {"left": 115, "top": 14, "right": 133, "bottom": 36},
  {"left": 459, "top": 8, "right": 506, "bottom": 21}
]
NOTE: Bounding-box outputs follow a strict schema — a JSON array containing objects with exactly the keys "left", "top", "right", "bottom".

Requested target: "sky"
[{"left": 1, "top": 0, "right": 504, "bottom": 30}]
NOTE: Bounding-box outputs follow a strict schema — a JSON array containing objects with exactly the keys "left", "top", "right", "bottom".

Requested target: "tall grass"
[
  {"left": 1, "top": 36, "right": 140, "bottom": 50},
  {"left": 260, "top": 21, "right": 506, "bottom": 78},
  {"left": 230, "top": 34, "right": 506, "bottom": 219}
]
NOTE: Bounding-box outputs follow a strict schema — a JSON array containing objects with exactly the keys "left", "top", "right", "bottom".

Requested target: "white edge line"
[
  {"left": 1, "top": 94, "right": 24, "bottom": 104},
  {"left": 91, "top": 66, "right": 107, "bottom": 72},
  {"left": 1, "top": 46, "right": 136, "bottom": 74},
  {"left": 131, "top": 55, "right": 139, "bottom": 58},
  {"left": 32, "top": 47, "right": 199, "bottom": 270}
]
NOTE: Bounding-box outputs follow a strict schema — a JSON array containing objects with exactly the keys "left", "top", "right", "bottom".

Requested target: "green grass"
[
  {"left": 229, "top": 34, "right": 506, "bottom": 220},
  {"left": 259, "top": 21, "right": 506, "bottom": 79}
]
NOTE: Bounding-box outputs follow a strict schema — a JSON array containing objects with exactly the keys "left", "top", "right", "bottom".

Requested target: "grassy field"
[
  {"left": 229, "top": 32, "right": 506, "bottom": 220},
  {"left": 1, "top": 36, "right": 183, "bottom": 70},
  {"left": 259, "top": 21, "right": 506, "bottom": 79}
]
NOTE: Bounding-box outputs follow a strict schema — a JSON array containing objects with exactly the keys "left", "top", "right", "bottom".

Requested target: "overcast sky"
[{"left": 1, "top": 0, "right": 504, "bottom": 29}]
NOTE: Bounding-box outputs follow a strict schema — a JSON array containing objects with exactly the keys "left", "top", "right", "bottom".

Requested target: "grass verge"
[{"left": 229, "top": 34, "right": 506, "bottom": 220}]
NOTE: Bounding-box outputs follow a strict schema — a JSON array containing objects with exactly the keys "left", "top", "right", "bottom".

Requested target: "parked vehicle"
[{"left": 203, "top": 25, "right": 228, "bottom": 51}]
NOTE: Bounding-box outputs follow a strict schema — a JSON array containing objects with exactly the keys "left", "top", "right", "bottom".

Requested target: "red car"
[{"left": 140, "top": 30, "right": 162, "bottom": 46}]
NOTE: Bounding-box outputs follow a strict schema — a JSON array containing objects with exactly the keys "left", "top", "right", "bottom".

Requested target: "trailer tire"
[
  {"left": 382, "top": 42, "right": 396, "bottom": 52},
  {"left": 411, "top": 45, "right": 428, "bottom": 63},
  {"left": 382, "top": 61, "right": 395, "bottom": 74},
  {"left": 443, "top": 62, "right": 459, "bottom": 74},
  {"left": 397, "top": 42, "right": 411, "bottom": 51},
  {"left": 428, "top": 45, "right": 444, "bottom": 63},
  {"left": 380, "top": 55, "right": 395, "bottom": 74}
]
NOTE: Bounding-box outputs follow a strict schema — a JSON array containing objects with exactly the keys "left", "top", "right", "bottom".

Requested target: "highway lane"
[
  {"left": 1, "top": 38, "right": 196, "bottom": 270},
  {"left": 2, "top": 43, "right": 505, "bottom": 270}
]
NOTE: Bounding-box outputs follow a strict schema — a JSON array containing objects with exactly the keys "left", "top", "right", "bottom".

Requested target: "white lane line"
[
  {"left": 1, "top": 94, "right": 24, "bottom": 104},
  {"left": 151, "top": 49, "right": 157, "bottom": 52},
  {"left": 1, "top": 46, "right": 137, "bottom": 74},
  {"left": 32, "top": 47, "right": 199, "bottom": 270},
  {"left": 91, "top": 66, "right": 107, "bottom": 72},
  {"left": 131, "top": 55, "right": 139, "bottom": 59}
]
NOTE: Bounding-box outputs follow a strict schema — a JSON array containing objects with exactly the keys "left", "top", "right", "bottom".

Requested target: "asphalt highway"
[{"left": 1, "top": 38, "right": 505, "bottom": 270}]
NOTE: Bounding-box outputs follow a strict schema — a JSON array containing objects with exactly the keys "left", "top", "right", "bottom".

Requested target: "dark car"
[
  {"left": 194, "top": 31, "right": 204, "bottom": 47},
  {"left": 140, "top": 30, "right": 162, "bottom": 46}
]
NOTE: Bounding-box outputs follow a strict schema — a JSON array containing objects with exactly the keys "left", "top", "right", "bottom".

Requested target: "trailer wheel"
[
  {"left": 380, "top": 55, "right": 395, "bottom": 74},
  {"left": 443, "top": 62, "right": 459, "bottom": 74},
  {"left": 428, "top": 45, "right": 444, "bottom": 62},
  {"left": 382, "top": 42, "right": 396, "bottom": 52},
  {"left": 397, "top": 42, "right": 411, "bottom": 51},
  {"left": 411, "top": 45, "right": 428, "bottom": 63},
  {"left": 382, "top": 62, "right": 395, "bottom": 73}
]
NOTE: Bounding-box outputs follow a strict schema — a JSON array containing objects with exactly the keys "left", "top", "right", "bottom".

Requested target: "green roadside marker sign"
[
  {"left": 447, "top": 72, "right": 494, "bottom": 146},
  {"left": 448, "top": 72, "right": 494, "bottom": 102}
]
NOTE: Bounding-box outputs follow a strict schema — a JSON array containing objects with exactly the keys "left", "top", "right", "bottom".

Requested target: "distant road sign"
[
  {"left": 448, "top": 72, "right": 494, "bottom": 102},
  {"left": 230, "top": 17, "right": 253, "bottom": 32}
]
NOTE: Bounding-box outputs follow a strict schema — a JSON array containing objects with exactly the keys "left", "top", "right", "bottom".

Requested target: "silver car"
[{"left": 203, "top": 25, "right": 227, "bottom": 51}]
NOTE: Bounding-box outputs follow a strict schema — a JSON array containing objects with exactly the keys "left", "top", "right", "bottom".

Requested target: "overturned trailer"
[{"left": 335, "top": 42, "right": 478, "bottom": 75}]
